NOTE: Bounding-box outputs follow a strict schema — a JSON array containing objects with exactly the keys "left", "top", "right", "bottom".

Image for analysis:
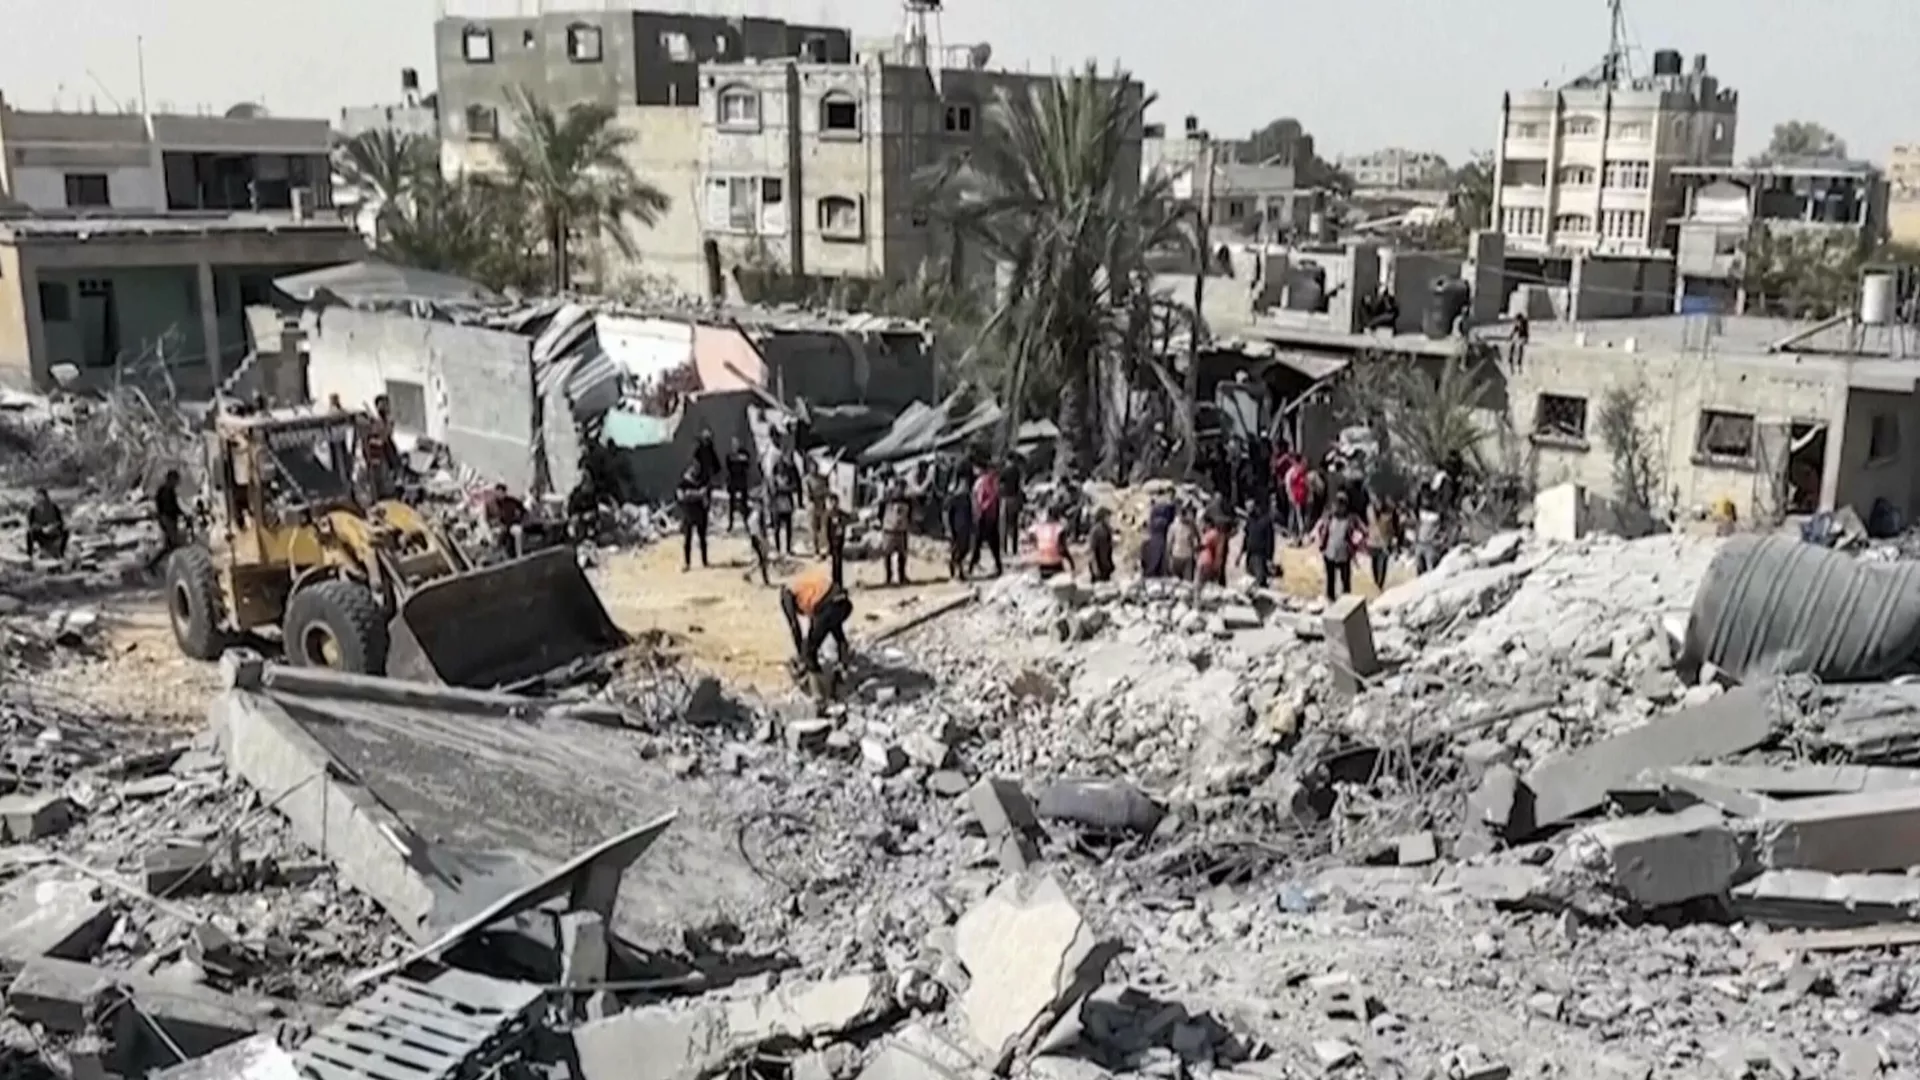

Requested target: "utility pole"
[{"left": 1181, "top": 135, "right": 1215, "bottom": 477}]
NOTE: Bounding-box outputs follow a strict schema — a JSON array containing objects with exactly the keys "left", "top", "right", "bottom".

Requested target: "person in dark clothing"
[
  {"left": 565, "top": 475, "right": 607, "bottom": 543},
  {"left": 769, "top": 455, "right": 800, "bottom": 555},
  {"left": 483, "top": 483, "right": 529, "bottom": 559},
  {"left": 26, "top": 489, "right": 68, "bottom": 560},
  {"left": 147, "top": 469, "right": 186, "bottom": 573},
  {"left": 675, "top": 463, "right": 710, "bottom": 570},
  {"left": 1139, "top": 500, "right": 1175, "bottom": 578},
  {"left": 944, "top": 476, "right": 975, "bottom": 581},
  {"left": 1244, "top": 500, "right": 1276, "bottom": 587},
  {"left": 880, "top": 477, "right": 912, "bottom": 586},
  {"left": 745, "top": 493, "right": 773, "bottom": 586},
  {"left": 780, "top": 548, "right": 852, "bottom": 676},
  {"left": 998, "top": 458, "right": 1025, "bottom": 563},
  {"left": 1312, "top": 491, "right": 1368, "bottom": 602},
  {"left": 723, "top": 437, "right": 753, "bottom": 532},
  {"left": 1087, "top": 507, "right": 1115, "bottom": 583},
  {"left": 692, "top": 429, "right": 721, "bottom": 488}
]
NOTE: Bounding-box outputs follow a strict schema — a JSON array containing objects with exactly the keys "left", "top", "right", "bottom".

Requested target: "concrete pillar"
[
  {"left": 195, "top": 261, "right": 221, "bottom": 391},
  {"left": 19, "top": 260, "right": 48, "bottom": 389}
]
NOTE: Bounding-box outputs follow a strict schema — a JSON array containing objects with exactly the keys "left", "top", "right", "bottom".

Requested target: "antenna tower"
[{"left": 1600, "top": 0, "right": 1629, "bottom": 85}]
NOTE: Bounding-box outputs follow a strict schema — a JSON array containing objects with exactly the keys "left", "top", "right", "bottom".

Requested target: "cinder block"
[{"left": 1758, "top": 786, "right": 1920, "bottom": 873}]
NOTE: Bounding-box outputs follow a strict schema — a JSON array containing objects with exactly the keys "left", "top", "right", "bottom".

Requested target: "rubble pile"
[{"left": 6, "top": 504, "right": 1920, "bottom": 1077}]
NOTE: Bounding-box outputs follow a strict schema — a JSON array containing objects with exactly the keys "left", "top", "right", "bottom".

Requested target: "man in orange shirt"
[
  {"left": 780, "top": 544, "right": 853, "bottom": 674},
  {"left": 1028, "top": 506, "right": 1074, "bottom": 580}
]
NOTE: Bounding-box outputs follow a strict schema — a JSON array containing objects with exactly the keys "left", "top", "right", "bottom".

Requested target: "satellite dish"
[{"left": 224, "top": 102, "right": 269, "bottom": 119}]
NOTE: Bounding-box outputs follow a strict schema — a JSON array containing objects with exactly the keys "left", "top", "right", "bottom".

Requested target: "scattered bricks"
[
  {"left": 1575, "top": 805, "right": 1740, "bottom": 909},
  {"left": 1756, "top": 786, "right": 1920, "bottom": 873},
  {"left": 785, "top": 719, "right": 834, "bottom": 753},
  {"left": 1322, "top": 596, "right": 1381, "bottom": 695},
  {"left": 861, "top": 739, "right": 908, "bottom": 777},
  {"left": 967, "top": 777, "right": 1039, "bottom": 839},
  {"left": 926, "top": 771, "right": 970, "bottom": 798},
  {"left": 901, "top": 734, "right": 951, "bottom": 770},
  {"left": 1311, "top": 1040, "right": 1359, "bottom": 1071},
  {"left": 0, "top": 793, "right": 74, "bottom": 843},
  {"left": 1217, "top": 604, "right": 1262, "bottom": 631},
  {"left": 143, "top": 845, "right": 215, "bottom": 897},
  {"left": 1524, "top": 682, "right": 1776, "bottom": 834},
  {"left": 0, "top": 869, "right": 113, "bottom": 964},
  {"left": 1395, "top": 832, "right": 1438, "bottom": 867}
]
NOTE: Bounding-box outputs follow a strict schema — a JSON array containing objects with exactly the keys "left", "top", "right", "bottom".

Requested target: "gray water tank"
[
  {"left": 1424, "top": 279, "right": 1472, "bottom": 338},
  {"left": 1652, "top": 49, "right": 1683, "bottom": 76}
]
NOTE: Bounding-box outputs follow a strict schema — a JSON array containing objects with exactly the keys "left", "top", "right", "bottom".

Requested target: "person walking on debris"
[
  {"left": 1139, "top": 499, "right": 1175, "bottom": 578},
  {"left": 769, "top": 453, "right": 800, "bottom": 556},
  {"left": 780, "top": 545, "right": 853, "bottom": 676},
  {"left": 1368, "top": 495, "right": 1401, "bottom": 589},
  {"left": 1413, "top": 486, "right": 1445, "bottom": 575},
  {"left": 1196, "top": 508, "right": 1230, "bottom": 586},
  {"left": 944, "top": 473, "right": 975, "bottom": 582},
  {"left": 745, "top": 492, "right": 773, "bottom": 586},
  {"left": 1284, "top": 453, "right": 1310, "bottom": 538},
  {"left": 998, "top": 457, "right": 1025, "bottom": 563},
  {"left": 692, "top": 428, "right": 721, "bottom": 489},
  {"left": 483, "top": 483, "right": 529, "bottom": 560},
  {"left": 25, "top": 488, "right": 68, "bottom": 561},
  {"left": 1314, "top": 490, "right": 1368, "bottom": 602},
  {"left": 1028, "top": 505, "right": 1073, "bottom": 579},
  {"left": 1088, "top": 507, "right": 1115, "bottom": 584},
  {"left": 881, "top": 476, "right": 912, "bottom": 586},
  {"left": 723, "top": 437, "right": 753, "bottom": 533},
  {"left": 970, "top": 463, "right": 1003, "bottom": 577},
  {"left": 565, "top": 473, "right": 607, "bottom": 543},
  {"left": 804, "top": 460, "right": 833, "bottom": 557},
  {"left": 1168, "top": 504, "right": 1199, "bottom": 582},
  {"left": 1244, "top": 499, "right": 1276, "bottom": 587},
  {"left": 676, "top": 462, "right": 711, "bottom": 571},
  {"left": 146, "top": 469, "right": 186, "bottom": 573},
  {"left": 362, "top": 394, "right": 402, "bottom": 496}
]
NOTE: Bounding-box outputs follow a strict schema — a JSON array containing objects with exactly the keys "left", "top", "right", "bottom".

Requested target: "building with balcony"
[
  {"left": 1492, "top": 49, "right": 1737, "bottom": 261},
  {"left": 1671, "top": 160, "right": 1888, "bottom": 313}
]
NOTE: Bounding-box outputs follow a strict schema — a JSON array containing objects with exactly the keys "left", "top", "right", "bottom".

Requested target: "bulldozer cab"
[{"left": 205, "top": 411, "right": 367, "bottom": 541}]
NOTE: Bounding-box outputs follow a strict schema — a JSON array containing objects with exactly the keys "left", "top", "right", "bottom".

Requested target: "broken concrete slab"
[
  {"left": 0, "top": 792, "right": 75, "bottom": 842},
  {"left": 1524, "top": 682, "right": 1777, "bottom": 833},
  {"left": 1732, "top": 869, "right": 1920, "bottom": 928},
  {"left": 1435, "top": 865, "right": 1550, "bottom": 907},
  {"left": 1642, "top": 763, "right": 1920, "bottom": 798},
  {"left": 1639, "top": 768, "right": 1772, "bottom": 817},
  {"left": 1322, "top": 596, "right": 1381, "bottom": 694},
  {"left": 7, "top": 957, "right": 299, "bottom": 1073},
  {"left": 1395, "top": 832, "right": 1438, "bottom": 867},
  {"left": 856, "top": 1023, "right": 982, "bottom": 1080},
  {"left": 954, "top": 873, "right": 1119, "bottom": 1070},
  {"left": 151, "top": 1033, "right": 300, "bottom": 1080},
  {"left": 0, "top": 868, "right": 113, "bottom": 964},
  {"left": 1574, "top": 805, "right": 1740, "bottom": 908},
  {"left": 1757, "top": 786, "right": 1920, "bottom": 873},
  {"left": 967, "top": 777, "right": 1040, "bottom": 839},
  {"left": 573, "top": 974, "right": 895, "bottom": 1080}
]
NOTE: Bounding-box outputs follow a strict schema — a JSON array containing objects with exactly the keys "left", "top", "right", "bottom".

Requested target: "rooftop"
[
  {"left": 1673, "top": 159, "right": 1881, "bottom": 180},
  {"left": 0, "top": 212, "right": 357, "bottom": 242},
  {"left": 1524, "top": 313, "right": 1920, "bottom": 386}
]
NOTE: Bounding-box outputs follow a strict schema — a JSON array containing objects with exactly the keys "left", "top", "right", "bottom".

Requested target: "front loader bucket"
[{"left": 385, "top": 545, "right": 626, "bottom": 688}]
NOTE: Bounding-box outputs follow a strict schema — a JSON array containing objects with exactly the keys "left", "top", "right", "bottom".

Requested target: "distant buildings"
[
  {"left": 1339, "top": 148, "right": 1450, "bottom": 190},
  {"left": 1145, "top": 119, "right": 1310, "bottom": 244},
  {"left": 1493, "top": 49, "right": 1738, "bottom": 258},
  {"left": 339, "top": 70, "right": 438, "bottom": 140},
  {"left": 0, "top": 93, "right": 362, "bottom": 394},
  {"left": 1671, "top": 159, "right": 1888, "bottom": 312},
  {"left": 1891, "top": 142, "right": 1920, "bottom": 247}
]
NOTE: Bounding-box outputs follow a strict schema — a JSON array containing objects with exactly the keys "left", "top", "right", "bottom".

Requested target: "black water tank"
[
  {"left": 1652, "top": 49, "right": 1683, "bottom": 76},
  {"left": 1425, "top": 279, "right": 1472, "bottom": 339},
  {"left": 401, "top": 68, "right": 419, "bottom": 93}
]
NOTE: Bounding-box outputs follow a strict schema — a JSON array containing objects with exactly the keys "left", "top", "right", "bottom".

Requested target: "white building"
[{"left": 1493, "top": 49, "right": 1737, "bottom": 258}]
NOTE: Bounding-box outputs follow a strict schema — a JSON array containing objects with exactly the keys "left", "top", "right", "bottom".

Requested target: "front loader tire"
[
  {"left": 284, "top": 580, "right": 389, "bottom": 676},
  {"left": 166, "top": 546, "right": 229, "bottom": 661}
]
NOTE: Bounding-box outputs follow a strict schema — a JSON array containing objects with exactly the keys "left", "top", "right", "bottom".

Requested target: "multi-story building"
[
  {"left": 0, "top": 92, "right": 361, "bottom": 395},
  {"left": 1891, "top": 142, "right": 1920, "bottom": 247},
  {"left": 1671, "top": 159, "right": 1888, "bottom": 312},
  {"left": 340, "top": 70, "right": 439, "bottom": 140},
  {"left": 1493, "top": 49, "right": 1737, "bottom": 258},
  {"left": 1339, "top": 148, "right": 1450, "bottom": 191},
  {"left": 696, "top": 39, "right": 1143, "bottom": 294}
]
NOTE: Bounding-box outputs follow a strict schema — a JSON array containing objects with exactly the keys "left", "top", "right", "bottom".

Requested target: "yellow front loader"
[{"left": 164, "top": 409, "right": 623, "bottom": 688}]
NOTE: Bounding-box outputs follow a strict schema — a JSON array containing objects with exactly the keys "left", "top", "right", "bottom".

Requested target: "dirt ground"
[{"left": 592, "top": 528, "right": 972, "bottom": 693}]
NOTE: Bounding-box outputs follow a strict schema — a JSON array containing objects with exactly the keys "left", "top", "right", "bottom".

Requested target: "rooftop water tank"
[
  {"left": 1861, "top": 273, "right": 1895, "bottom": 326},
  {"left": 1652, "top": 49, "right": 1683, "bottom": 76},
  {"left": 1424, "top": 279, "right": 1472, "bottom": 339}
]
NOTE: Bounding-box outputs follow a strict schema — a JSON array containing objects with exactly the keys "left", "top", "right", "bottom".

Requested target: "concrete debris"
[
  {"left": 954, "top": 874, "right": 1117, "bottom": 1069},
  {"left": 0, "top": 792, "right": 75, "bottom": 841},
  {"left": 1732, "top": 869, "right": 1920, "bottom": 926},
  {"left": 1756, "top": 785, "right": 1920, "bottom": 873},
  {"left": 151, "top": 1034, "right": 300, "bottom": 1080},
  {"left": 0, "top": 867, "right": 114, "bottom": 963},
  {"left": 1569, "top": 804, "right": 1741, "bottom": 908}
]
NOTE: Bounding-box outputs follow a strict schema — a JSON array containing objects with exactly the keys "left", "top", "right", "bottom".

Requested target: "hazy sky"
[{"left": 2, "top": 0, "right": 1914, "bottom": 163}]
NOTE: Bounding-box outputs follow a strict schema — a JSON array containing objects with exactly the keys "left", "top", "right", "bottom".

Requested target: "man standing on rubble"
[
  {"left": 363, "top": 395, "right": 401, "bottom": 497},
  {"left": 944, "top": 472, "right": 975, "bottom": 581},
  {"left": 692, "top": 428, "right": 722, "bottom": 489},
  {"left": 970, "top": 461, "right": 1003, "bottom": 577},
  {"left": 676, "top": 462, "right": 711, "bottom": 571},
  {"left": 1088, "top": 506, "right": 1115, "bottom": 583},
  {"left": 483, "top": 483, "right": 529, "bottom": 560},
  {"left": 25, "top": 489, "right": 68, "bottom": 561},
  {"left": 146, "top": 469, "right": 186, "bottom": 573},
  {"left": 1028, "top": 504, "right": 1074, "bottom": 579},
  {"left": 724, "top": 436, "right": 753, "bottom": 533},
  {"left": 880, "top": 476, "right": 912, "bottom": 586}
]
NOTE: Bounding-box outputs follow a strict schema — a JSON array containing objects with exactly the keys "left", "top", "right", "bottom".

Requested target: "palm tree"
[
  {"left": 333, "top": 129, "right": 438, "bottom": 241},
  {"left": 380, "top": 174, "right": 543, "bottom": 294},
  {"left": 497, "top": 88, "right": 671, "bottom": 292},
  {"left": 925, "top": 63, "right": 1188, "bottom": 473}
]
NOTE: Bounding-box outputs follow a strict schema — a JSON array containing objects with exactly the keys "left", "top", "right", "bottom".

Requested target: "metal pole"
[{"left": 1181, "top": 137, "right": 1215, "bottom": 477}]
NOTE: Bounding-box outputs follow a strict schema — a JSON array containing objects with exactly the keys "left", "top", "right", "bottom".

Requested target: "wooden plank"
[
  {"left": 296, "top": 1057, "right": 368, "bottom": 1080},
  {"left": 382, "top": 978, "right": 516, "bottom": 1024},
  {"left": 316, "top": 1025, "right": 456, "bottom": 1072},
  {"left": 332, "top": 1012, "right": 472, "bottom": 1058},
  {"left": 302, "top": 1038, "right": 454, "bottom": 1080},
  {"left": 363, "top": 991, "right": 495, "bottom": 1040}
]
